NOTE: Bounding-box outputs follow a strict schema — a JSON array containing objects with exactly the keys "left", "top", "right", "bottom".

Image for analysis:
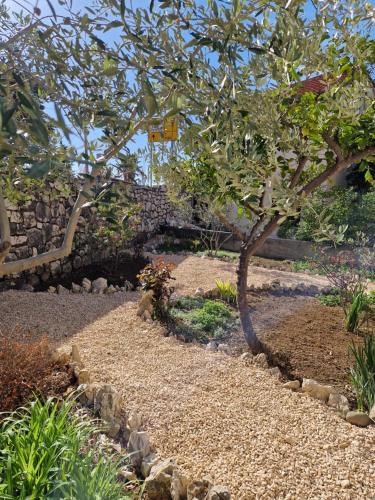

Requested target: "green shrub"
[
  {"left": 0, "top": 398, "right": 132, "bottom": 499},
  {"left": 215, "top": 279, "right": 237, "bottom": 304},
  {"left": 170, "top": 298, "right": 237, "bottom": 342},
  {"left": 349, "top": 334, "right": 375, "bottom": 411},
  {"left": 318, "top": 292, "right": 341, "bottom": 307},
  {"left": 278, "top": 187, "right": 375, "bottom": 243}
]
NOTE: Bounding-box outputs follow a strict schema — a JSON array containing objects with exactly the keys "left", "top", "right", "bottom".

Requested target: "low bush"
[
  {"left": 349, "top": 334, "right": 375, "bottom": 412},
  {"left": 318, "top": 291, "right": 341, "bottom": 307},
  {"left": 170, "top": 297, "right": 238, "bottom": 342},
  {"left": 0, "top": 335, "right": 72, "bottom": 413},
  {"left": 0, "top": 398, "right": 132, "bottom": 499}
]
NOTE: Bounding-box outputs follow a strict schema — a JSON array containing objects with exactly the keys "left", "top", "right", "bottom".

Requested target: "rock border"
[{"left": 53, "top": 344, "right": 232, "bottom": 499}]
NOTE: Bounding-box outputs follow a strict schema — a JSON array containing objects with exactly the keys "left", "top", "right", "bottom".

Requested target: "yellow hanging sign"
[{"left": 148, "top": 117, "right": 178, "bottom": 142}]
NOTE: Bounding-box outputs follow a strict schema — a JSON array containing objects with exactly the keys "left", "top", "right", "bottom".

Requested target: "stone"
[
  {"left": 283, "top": 380, "right": 301, "bottom": 391},
  {"left": 345, "top": 411, "right": 372, "bottom": 427},
  {"left": 118, "top": 469, "right": 137, "bottom": 482},
  {"left": 84, "top": 383, "right": 102, "bottom": 404},
  {"left": 128, "top": 410, "right": 143, "bottom": 432},
  {"left": 82, "top": 277, "right": 92, "bottom": 292},
  {"left": 41, "top": 271, "right": 51, "bottom": 282},
  {"left": 10, "top": 235, "right": 27, "bottom": 246},
  {"left": 52, "top": 346, "right": 70, "bottom": 365},
  {"left": 71, "top": 344, "right": 83, "bottom": 368},
  {"left": 268, "top": 366, "right": 282, "bottom": 380},
  {"left": 95, "top": 384, "right": 122, "bottom": 437},
  {"left": 217, "top": 343, "right": 230, "bottom": 354},
  {"left": 206, "top": 341, "right": 218, "bottom": 352},
  {"left": 35, "top": 202, "right": 50, "bottom": 222},
  {"left": 73, "top": 255, "right": 82, "bottom": 269},
  {"left": 50, "top": 261, "right": 61, "bottom": 275},
  {"left": 141, "top": 453, "right": 159, "bottom": 478},
  {"left": 327, "top": 393, "right": 350, "bottom": 418},
  {"left": 195, "top": 287, "right": 205, "bottom": 296},
  {"left": 301, "top": 379, "right": 334, "bottom": 403},
  {"left": 77, "top": 369, "right": 91, "bottom": 385},
  {"left": 253, "top": 353, "right": 268, "bottom": 369},
  {"left": 47, "top": 286, "right": 56, "bottom": 294},
  {"left": 207, "top": 485, "right": 231, "bottom": 500},
  {"left": 240, "top": 352, "right": 254, "bottom": 363},
  {"left": 92, "top": 277, "right": 108, "bottom": 294},
  {"left": 171, "top": 469, "right": 189, "bottom": 500},
  {"left": 128, "top": 431, "right": 151, "bottom": 467},
  {"left": 57, "top": 284, "right": 69, "bottom": 295},
  {"left": 106, "top": 284, "right": 116, "bottom": 294},
  {"left": 71, "top": 282, "right": 81, "bottom": 294},
  {"left": 143, "top": 459, "right": 179, "bottom": 499},
  {"left": 187, "top": 478, "right": 212, "bottom": 500},
  {"left": 369, "top": 404, "right": 375, "bottom": 421},
  {"left": 23, "top": 212, "right": 37, "bottom": 228}
]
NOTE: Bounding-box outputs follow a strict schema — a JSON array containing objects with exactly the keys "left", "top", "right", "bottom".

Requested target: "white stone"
[
  {"left": 92, "top": 277, "right": 108, "bottom": 293},
  {"left": 57, "top": 284, "right": 69, "bottom": 295},
  {"left": 327, "top": 393, "right": 350, "bottom": 418},
  {"left": 195, "top": 287, "right": 205, "bottom": 296},
  {"left": 253, "top": 353, "right": 268, "bottom": 369},
  {"left": 82, "top": 277, "right": 92, "bottom": 292},
  {"left": 283, "top": 380, "right": 301, "bottom": 391},
  {"left": 128, "top": 410, "right": 143, "bottom": 432},
  {"left": 71, "top": 282, "right": 81, "bottom": 293},
  {"left": 206, "top": 341, "right": 218, "bottom": 352},
  {"left": 128, "top": 431, "right": 151, "bottom": 466},
  {"left": 301, "top": 379, "right": 334, "bottom": 402},
  {"left": 208, "top": 485, "right": 231, "bottom": 499},
  {"left": 47, "top": 286, "right": 56, "bottom": 294},
  {"left": 217, "top": 343, "right": 230, "bottom": 354},
  {"left": 268, "top": 366, "right": 282, "bottom": 380},
  {"left": 141, "top": 453, "right": 159, "bottom": 478}
]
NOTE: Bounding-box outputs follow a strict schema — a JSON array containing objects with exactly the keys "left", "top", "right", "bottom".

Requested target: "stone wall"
[{"left": 0, "top": 181, "right": 183, "bottom": 290}]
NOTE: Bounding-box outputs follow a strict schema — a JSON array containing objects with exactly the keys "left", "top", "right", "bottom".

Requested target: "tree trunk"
[{"left": 237, "top": 242, "right": 265, "bottom": 353}]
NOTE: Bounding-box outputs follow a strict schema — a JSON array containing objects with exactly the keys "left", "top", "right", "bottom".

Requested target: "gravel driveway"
[{"left": 1, "top": 256, "right": 375, "bottom": 498}]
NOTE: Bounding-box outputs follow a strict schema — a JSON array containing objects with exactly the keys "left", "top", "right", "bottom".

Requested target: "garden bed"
[{"left": 227, "top": 293, "right": 364, "bottom": 401}]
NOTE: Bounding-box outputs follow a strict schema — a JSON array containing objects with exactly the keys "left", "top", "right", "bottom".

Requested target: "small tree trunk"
[{"left": 237, "top": 243, "right": 264, "bottom": 353}]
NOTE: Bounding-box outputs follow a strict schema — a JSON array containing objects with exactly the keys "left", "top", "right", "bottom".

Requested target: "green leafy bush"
[
  {"left": 318, "top": 292, "right": 341, "bottom": 307},
  {"left": 349, "top": 335, "right": 375, "bottom": 412},
  {"left": 0, "top": 398, "right": 132, "bottom": 499},
  {"left": 278, "top": 187, "right": 375, "bottom": 243},
  {"left": 170, "top": 298, "right": 237, "bottom": 342},
  {"left": 215, "top": 279, "right": 237, "bottom": 305}
]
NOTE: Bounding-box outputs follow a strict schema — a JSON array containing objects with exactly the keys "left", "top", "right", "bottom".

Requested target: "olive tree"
[
  {"left": 132, "top": 0, "right": 375, "bottom": 352},
  {"left": 0, "top": 0, "right": 168, "bottom": 277}
]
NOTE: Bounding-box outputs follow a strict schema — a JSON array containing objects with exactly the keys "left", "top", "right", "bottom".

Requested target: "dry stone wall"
[{"left": 1, "top": 181, "right": 183, "bottom": 290}]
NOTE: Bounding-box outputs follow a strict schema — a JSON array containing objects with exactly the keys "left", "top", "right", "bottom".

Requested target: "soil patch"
[
  {"left": 37, "top": 253, "right": 149, "bottom": 291},
  {"left": 227, "top": 293, "right": 363, "bottom": 400}
]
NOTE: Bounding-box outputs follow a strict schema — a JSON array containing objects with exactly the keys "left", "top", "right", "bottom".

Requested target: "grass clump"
[
  {"left": 170, "top": 297, "right": 238, "bottom": 343},
  {"left": 318, "top": 290, "right": 341, "bottom": 307},
  {"left": 349, "top": 334, "right": 375, "bottom": 412},
  {"left": 0, "top": 398, "right": 132, "bottom": 499},
  {"left": 215, "top": 279, "right": 237, "bottom": 304}
]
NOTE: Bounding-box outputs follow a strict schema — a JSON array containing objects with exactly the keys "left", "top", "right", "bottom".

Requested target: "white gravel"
[{"left": 1, "top": 284, "right": 374, "bottom": 498}]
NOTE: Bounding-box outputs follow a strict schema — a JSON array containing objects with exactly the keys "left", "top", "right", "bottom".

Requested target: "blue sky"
[{"left": 7, "top": 0, "right": 375, "bottom": 178}]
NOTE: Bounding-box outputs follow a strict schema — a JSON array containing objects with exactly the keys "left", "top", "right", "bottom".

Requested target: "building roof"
[{"left": 297, "top": 75, "right": 328, "bottom": 95}]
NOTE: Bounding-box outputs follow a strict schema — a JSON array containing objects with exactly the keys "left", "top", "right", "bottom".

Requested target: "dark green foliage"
[
  {"left": 0, "top": 398, "right": 132, "bottom": 499},
  {"left": 349, "top": 334, "right": 375, "bottom": 411},
  {"left": 170, "top": 297, "right": 237, "bottom": 342}
]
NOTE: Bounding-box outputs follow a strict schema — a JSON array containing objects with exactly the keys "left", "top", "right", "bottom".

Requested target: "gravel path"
[{"left": 1, "top": 257, "right": 375, "bottom": 498}]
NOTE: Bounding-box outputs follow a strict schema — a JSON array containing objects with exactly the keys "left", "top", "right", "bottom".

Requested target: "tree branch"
[
  {"left": 0, "top": 115, "right": 147, "bottom": 278},
  {"left": 289, "top": 155, "right": 307, "bottom": 188},
  {"left": 215, "top": 210, "right": 247, "bottom": 241},
  {"left": 322, "top": 130, "right": 344, "bottom": 162}
]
